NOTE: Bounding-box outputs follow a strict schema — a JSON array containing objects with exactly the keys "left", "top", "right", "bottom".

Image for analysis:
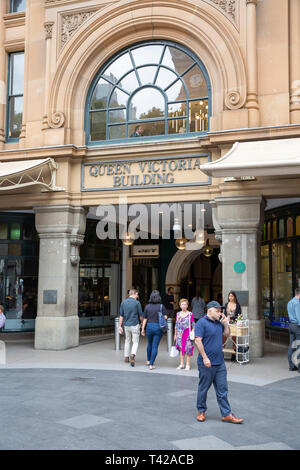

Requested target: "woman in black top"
[
  {"left": 224, "top": 291, "right": 241, "bottom": 361},
  {"left": 141, "top": 290, "right": 167, "bottom": 370}
]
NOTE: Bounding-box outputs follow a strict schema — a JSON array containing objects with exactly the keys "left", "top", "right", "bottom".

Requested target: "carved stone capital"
[
  {"left": 47, "top": 111, "right": 65, "bottom": 129},
  {"left": 44, "top": 21, "right": 54, "bottom": 40},
  {"left": 246, "top": 0, "right": 258, "bottom": 5}
]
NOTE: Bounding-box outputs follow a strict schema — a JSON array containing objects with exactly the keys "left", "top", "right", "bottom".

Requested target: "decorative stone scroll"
[
  {"left": 209, "top": 0, "right": 237, "bottom": 22},
  {"left": 47, "top": 111, "right": 65, "bottom": 129},
  {"left": 225, "top": 90, "right": 243, "bottom": 110}
]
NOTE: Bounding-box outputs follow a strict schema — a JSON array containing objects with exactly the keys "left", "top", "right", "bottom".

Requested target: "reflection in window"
[
  {"left": 88, "top": 42, "right": 210, "bottom": 142},
  {"left": 10, "top": 0, "right": 26, "bottom": 13},
  {"left": 7, "top": 52, "right": 24, "bottom": 140}
]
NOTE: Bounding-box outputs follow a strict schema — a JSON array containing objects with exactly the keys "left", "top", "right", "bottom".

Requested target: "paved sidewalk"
[{"left": 0, "top": 335, "right": 299, "bottom": 450}]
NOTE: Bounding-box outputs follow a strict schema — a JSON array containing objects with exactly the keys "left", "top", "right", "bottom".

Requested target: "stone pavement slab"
[{"left": 0, "top": 368, "right": 299, "bottom": 450}]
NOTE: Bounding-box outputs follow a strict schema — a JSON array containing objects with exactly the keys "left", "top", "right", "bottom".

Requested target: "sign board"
[
  {"left": 43, "top": 290, "right": 57, "bottom": 304},
  {"left": 132, "top": 245, "right": 159, "bottom": 258},
  {"left": 234, "top": 261, "right": 246, "bottom": 274},
  {"left": 82, "top": 154, "right": 211, "bottom": 192}
]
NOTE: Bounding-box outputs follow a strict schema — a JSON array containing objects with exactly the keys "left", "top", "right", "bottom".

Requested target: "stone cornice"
[{"left": 3, "top": 12, "right": 25, "bottom": 28}]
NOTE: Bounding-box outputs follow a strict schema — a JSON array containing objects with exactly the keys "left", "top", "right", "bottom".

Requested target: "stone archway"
[{"left": 165, "top": 235, "right": 220, "bottom": 303}]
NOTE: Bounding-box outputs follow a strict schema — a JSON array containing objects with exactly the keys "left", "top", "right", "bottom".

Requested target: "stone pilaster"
[
  {"left": 0, "top": 4, "right": 5, "bottom": 148},
  {"left": 212, "top": 196, "right": 265, "bottom": 358},
  {"left": 34, "top": 205, "right": 87, "bottom": 350},
  {"left": 289, "top": 0, "right": 300, "bottom": 123},
  {"left": 245, "top": 0, "right": 260, "bottom": 127}
]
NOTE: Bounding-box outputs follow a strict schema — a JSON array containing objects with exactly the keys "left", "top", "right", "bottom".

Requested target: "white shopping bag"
[{"left": 170, "top": 346, "right": 179, "bottom": 358}]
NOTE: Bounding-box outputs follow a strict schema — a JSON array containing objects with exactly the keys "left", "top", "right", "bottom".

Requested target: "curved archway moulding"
[{"left": 47, "top": 0, "right": 246, "bottom": 145}]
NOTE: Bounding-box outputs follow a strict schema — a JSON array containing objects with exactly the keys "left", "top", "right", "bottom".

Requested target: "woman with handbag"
[
  {"left": 141, "top": 290, "right": 168, "bottom": 370},
  {"left": 174, "top": 298, "right": 195, "bottom": 370}
]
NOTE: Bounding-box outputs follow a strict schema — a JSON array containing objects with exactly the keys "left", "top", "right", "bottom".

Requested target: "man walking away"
[
  {"left": 194, "top": 301, "right": 243, "bottom": 424},
  {"left": 118, "top": 289, "right": 143, "bottom": 367},
  {"left": 191, "top": 291, "right": 206, "bottom": 321},
  {"left": 287, "top": 287, "right": 300, "bottom": 372}
]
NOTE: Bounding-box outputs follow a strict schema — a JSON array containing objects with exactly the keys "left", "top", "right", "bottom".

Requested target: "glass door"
[
  {"left": 0, "top": 258, "right": 37, "bottom": 331},
  {"left": 79, "top": 263, "right": 120, "bottom": 329}
]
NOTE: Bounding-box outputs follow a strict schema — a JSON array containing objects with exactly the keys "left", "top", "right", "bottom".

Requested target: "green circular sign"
[{"left": 234, "top": 261, "right": 246, "bottom": 274}]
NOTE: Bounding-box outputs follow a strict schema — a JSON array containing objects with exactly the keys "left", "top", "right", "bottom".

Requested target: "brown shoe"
[
  {"left": 124, "top": 357, "right": 129, "bottom": 363},
  {"left": 130, "top": 354, "right": 135, "bottom": 367},
  {"left": 196, "top": 411, "right": 206, "bottom": 422},
  {"left": 222, "top": 414, "right": 243, "bottom": 424}
]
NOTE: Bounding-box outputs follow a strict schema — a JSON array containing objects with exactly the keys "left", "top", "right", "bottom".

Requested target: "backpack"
[{"left": 158, "top": 304, "right": 168, "bottom": 333}]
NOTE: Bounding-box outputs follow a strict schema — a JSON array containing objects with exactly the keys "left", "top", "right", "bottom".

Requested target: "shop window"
[
  {"left": 10, "top": 222, "right": 21, "bottom": 240},
  {"left": 272, "top": 242, "right": 292, "bottom": 327},
  {"left": 10, "top": 0, "right": 26, "bottom": 13},
  {"left": 22, "top": 223, "right": 33, "bottom": 240},
  {"left": 8, "top": 244, "right": 22, "bottom": 256},
  {"left": 0, "top": 244, "right": 8, "bottom": 256},
  {"left": 0, "top": 223, "right": 8, "bottom": 240},
  {"left": 287, "top": 217, "right": 293, "bottom": 237},
  {"left": 296, "top": 216, "right": 300, "bottom": 236},
  {"left": 272, "top": 219, "right": 277, "bottom": 239},
  {"left": 87, "top": 41, "right": 210, "bottom": 143},
  {"left": 296, "top": 240, "right": 300, "bottom": 288},
  {"left": 278, "top": 218, "right": 284, "bottom": 238},
  {"left": 6, "top": 52, "right": 24, "bottom": 141},
  {"left": 261, "top": 245, "right": 270, "bottom": 324},
  {"left": 267, "top": 221, "right": 271, "bottom": 240}
]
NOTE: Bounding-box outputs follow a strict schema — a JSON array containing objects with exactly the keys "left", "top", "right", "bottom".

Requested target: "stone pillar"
[
  {"left": 0, "top": 2, "right": 5, "bottom": 148},
  {"left": 34, "top": 205, "right": 87, "bottom": 350},
  {"left": 245, "top": 0, "right": 260, "bottom": 127},
  {"left": 211, "top": 196, "right": 265, "bottom": 358},
  {"left": 122, "top": 244, "right": 132, "bottom": 300},
  {"left": 289, "top": 0, "right": 300, "bottom": 123}
]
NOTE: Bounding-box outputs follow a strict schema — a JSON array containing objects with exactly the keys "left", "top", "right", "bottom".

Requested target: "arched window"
[{"left": 86, "top": 41, "right": 211, "bottom": 144}]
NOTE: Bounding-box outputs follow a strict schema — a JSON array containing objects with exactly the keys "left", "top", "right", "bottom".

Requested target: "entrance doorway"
[{"left": 79, "top": 263, "right": 120, "bottom": 328}]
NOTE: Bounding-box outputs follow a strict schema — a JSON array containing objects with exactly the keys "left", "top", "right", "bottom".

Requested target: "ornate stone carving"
[
  {"left": 225, "top": 90, "right": 243, "bottom": 109},
  {"left": 47, "top": 111, "right": 65, "bottom": 129},
  {"left": 209, "top": 0, "right": 236, "bottom": 21},
  {"left": 44, "top": 22, "right": 54, "bottom": 40},
  {"left": 61, "top": 10, "right": 97, "bottom": 49}
]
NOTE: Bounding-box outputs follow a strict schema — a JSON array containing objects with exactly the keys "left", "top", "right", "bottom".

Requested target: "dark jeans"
[
  {"left": 288, "top": 323, "right": 300, "bottom": 371},
  {"left": 146, "top": 322, "right": 163, "bottom": 366},
  {"left": 197, "top": 362, "right": 231, "bottom": 417}
]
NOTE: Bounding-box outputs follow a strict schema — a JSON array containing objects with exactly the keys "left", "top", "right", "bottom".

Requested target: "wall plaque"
[{"left": 43, "top": 290, "right": 57, "bottom": 304}]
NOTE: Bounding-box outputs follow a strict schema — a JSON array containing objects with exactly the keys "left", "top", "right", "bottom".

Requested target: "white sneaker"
[
  {"left": 176, "top": 365, "right": 184, "bottom": 370},
  {"left": 185, "top": 365, "right": 191, "bottom": 370}
]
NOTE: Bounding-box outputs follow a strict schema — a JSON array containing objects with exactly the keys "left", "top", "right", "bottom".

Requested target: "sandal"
[
  {"left": 149, "top": 365, "right": 156, "bottom": 370},
  {"left": 146, "top": 361, "right": 150, "bottom": 366}
]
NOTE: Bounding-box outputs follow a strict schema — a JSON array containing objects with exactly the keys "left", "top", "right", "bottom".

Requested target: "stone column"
[
  {"left": 122, "top": 244, "right": 132, "bottom": 300},
  {"left": 289, "top": 0, "right": 300, "bottom": 123},
  {"left": 34, "top": 205, "right": 87, "bottom": 350},
  {"left": 211, "top": 196, "right": 265, "bottom": 358},
  {"left": 0, "top": 3, "right": 5, "bottom": 148},
  {"left": 245, "top": 0, "right": 260, "bottom": 127}
]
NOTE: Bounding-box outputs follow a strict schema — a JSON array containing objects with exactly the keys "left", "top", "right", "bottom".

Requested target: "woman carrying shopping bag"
[
  {"left": 174, "top": 298, "right": 195, "bottom": 370},
  {"left": 141, "top": 290, "right": 168, "bottom": 370}
]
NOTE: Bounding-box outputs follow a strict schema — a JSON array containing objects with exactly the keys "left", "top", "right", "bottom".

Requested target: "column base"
[
  {"left": 249, "top": 319, "right": 265, "bottom": 358},
  {"left": 34, "top": 316, "right": 79, "bottom": 350}
]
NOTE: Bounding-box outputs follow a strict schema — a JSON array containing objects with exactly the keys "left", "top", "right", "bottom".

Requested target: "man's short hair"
[
  {"left": 295, "top": 287, "right": 300, "bottom": 297},
  {"left": 129, "top": 289, "right": 138, "bottom": 296}
]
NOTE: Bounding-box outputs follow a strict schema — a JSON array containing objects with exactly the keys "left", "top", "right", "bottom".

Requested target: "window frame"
[
  {"left": 9, "top": 0, "right": 26, "bottom": 13},
  {"left": 85, "top": 40, "right": 211, "bottom": 146},
  {"left": 6, "top": 51, "right": 24, "bottom": 142}
]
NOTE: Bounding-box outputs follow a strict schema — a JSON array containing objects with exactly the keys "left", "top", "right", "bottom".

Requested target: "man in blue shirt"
[
  {"left": 194, "top": 301, "right": 243, "bottom": 424},
  {"left": 287, "top": 287, "right": 300, "bottom": 372},
  {"left": 118, "top": 289, "right": 143, "bottom": 367}
]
